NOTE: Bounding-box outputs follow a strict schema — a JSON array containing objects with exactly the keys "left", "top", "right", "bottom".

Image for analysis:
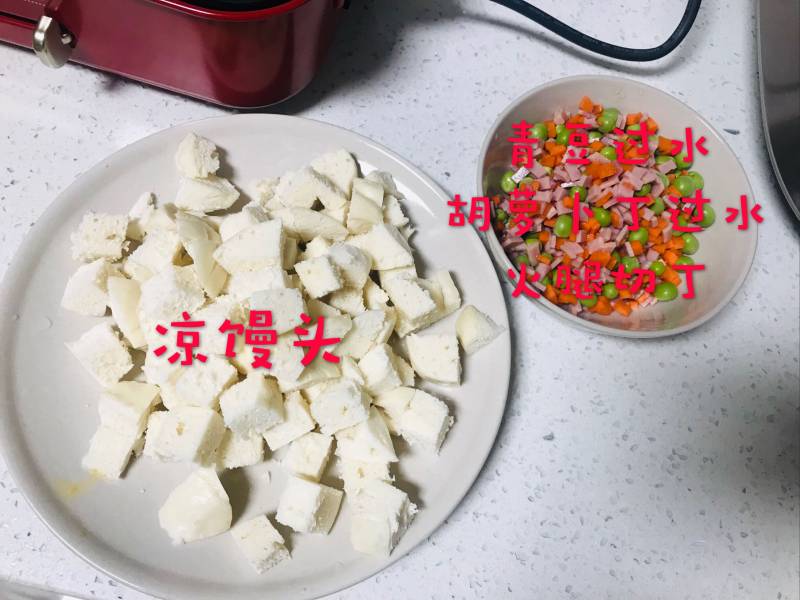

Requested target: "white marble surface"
[{"left": 0, "top": 1, "right": 798, "bottom": 599}]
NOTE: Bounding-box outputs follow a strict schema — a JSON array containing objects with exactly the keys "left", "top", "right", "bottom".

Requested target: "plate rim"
[
  {"left": 0, "top": 113, "right": 511, "bottom": 600},
  {"left": 477, "top": 74, "right": 758, "bottom": 339}
]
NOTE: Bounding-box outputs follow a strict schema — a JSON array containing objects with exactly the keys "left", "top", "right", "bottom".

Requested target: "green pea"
[
  {"left": 620, "top": 256, "right": 639, "bottom": 273},
  {"left": 541, "top": 272, "right": 553, "bottom": 286},
  {"left": 600, "top": 146, "right": 618, "bottom": 161},
  {"left": 688, "top": 171, "right": 704, "bottom": 189},
  {"left": 598, "top": 108, "right": 620, "bottom": 133},
  {"left": 682, "top": 233, "right": 700, "bottom": 255},
  {"left": 554, "top": 215, "right": 573, "bottom": 238},
  {"left": 514, "top": 254, "right": 530, "bottom": 267},
  {"left": 674, "top": 175, "right": 696, "bottom": 198},
  {"left": 655, "top": 155, "right": 674, "bottom": 166},
  {"left": 654, "top": 281, "right": 678, "bottom": 302},
  {"left": 588, "top": 131, "right": 603, "bottom": 142},
  {"left": 602, "top": 283, "right": 619, "bottom": 299},
  {"left": 699, "top": 204, "right": 716, "bottom": 228},
  {"left": 675, "top": 255, "right": 694, "bottom": 266},
  {"left": 592, "top": 206, "right": 612, "bottom": 227},
  {"left": 650, "top": 260, "right": 666, "bottom": 276},
  {"left": 525, "top": 237, "right": 539, "bottom": 246},
  {"left": 496, "top": 209, "right": 508, "bottom": 222},
  {"left": 634, "top": 183, "right": 652, "bottom": 198},
  {"left": 675, "top": 150, "right": 693, "bottom": 169},
  {"left": 657, "top": 172, "right": 669, "bottom": 188},
  {"left": 650, "top": 197, "right": 666, "bottom": 215},
  {"left": 500, "top": 171, "right": 516, "bottom": 194},
  {"left": 580, "top": 295, "right": 598, "bottom": 308},
  {"left": 556, "top": 127, "right": 570, "bottom": 146},
  {"left": 611, "top": 250, "right": 621, "bottom": 264},
  {"left": 569, "top": 185, "right": 587, "bottom": 203},
  {"left": 628, "top": 228, "right": 648, "bottom": 244},
  {"left": 531, "top": 122, "right": 548, "bottom": 142},
  {"left": 672, "top": 214, "right": 689, "bottom": 235}
]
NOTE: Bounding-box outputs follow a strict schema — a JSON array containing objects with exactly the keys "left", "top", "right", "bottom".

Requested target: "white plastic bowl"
[{"left": 478, "top": 75, "right": 757, "bottom": 338}]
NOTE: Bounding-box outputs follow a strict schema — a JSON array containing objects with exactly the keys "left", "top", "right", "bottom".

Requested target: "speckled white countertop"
[{"left": 0, "top": 1, "right": 798, "bottom": 599}]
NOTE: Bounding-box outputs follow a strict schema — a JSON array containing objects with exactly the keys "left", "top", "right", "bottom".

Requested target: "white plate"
[{"left": 0, "top": 115, "right": 510, "bottom": 600}]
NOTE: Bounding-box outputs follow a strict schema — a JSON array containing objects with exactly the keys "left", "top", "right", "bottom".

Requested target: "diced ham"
[
  {"left": 531, "top": 161, "right": 548, "bottom": 178},
  {"left": 615, "top": 225, "right": 629, "bottom": 244},
  {"left": 561, "top": 241, "right": 583, "bottom": 258},
  {"left": 657, "top": 159, "right": 676, "bottom": 173},
  {"left": 537, "top": 176, "right": 552, "bottom": 190},
  {"left": 662, "top": 227, "right": 672, "bottom": 242},
  {"left": 646, "top": 249, "right": 659, "bottom": 262},
  {"left": 624, "top": 241, "right": 635, "bottom": 256},
  {"left": 564, "top": 162, "right": 582, "bottom": 182}
]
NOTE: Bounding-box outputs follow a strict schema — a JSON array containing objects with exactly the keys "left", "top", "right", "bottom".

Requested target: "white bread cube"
[
  {"left": 123, "top": 228, "right": 183, "bottom": 282},
  {"left": 146, "top": 406, "right": 225, "bottom": 465},
  {"left": 70, "top": 211, "right": 128, "bottom": 262},
  {"left": 456, "top": 305, "right": 504, "bottom": 355},
  {"left": 295, "top": 255, "right": 343, "bottom": 298},
  {"left": 382, "top": 276, "right": 437, "bottom": 335},
  {"left": 219, "top": 374, "right": 284, "bottom": 438},
  {"left": 219, "top": 205, "right": 267, "bottom": 241},
  {"left": 373, "top": 386, "right": 415, "bottom": 435},
  {"left": 250, "top": 177, "right": 280, "bottom": 212},
  {"left": 338, "top": 459, "right": 393, "bottom": 493},
  {"left": 309, "top": 379, "right": 370, "bottom": 435},
  {"left": 346, "top": 192, "right": 383, "bottom": 234},
  {"left": 216, "top": 429, "right": 264, "bottom": 470},
  {"left": 302, "top": 313, "right": 352, "bottom": 354},
  {"left": 311, "top": 149, "right": 358, "bottom": 196},
  {"left": 393, "top": 354, "right": 415, "bottom": 387},
  {"left": 137, "top": 266, "right": 205, "bottom": 339},
  {"left": 127, "top": 192, "right": 156, "bottom": 241},
  {"left": 337, "top": 309, "right": 396, "bottom": 359},
  {"left": 98, "top": 381, "right": 160, "bottom": 437},
  {"left": 175, "top": 176, "right": 239, "bottom": 213},
  {"left": 175, "top": 211, "right": 227, "bottom": 298},
  {"left": 61, "top": 259, "right": 118, "bottom": 317},
  {"left": 82, "top": 424, "right": 139, "bottom": 479},
  {"left": 327, "top": 243, "right": 370, "bottom": 289},
  {"left": 158, "top": 468, "right": 232, "bottom": 544},
  {"left": 383, "top": 194, "right": 410, "bottom": 228},
  {"left": 276, "top": 476, "right": 343, "bottom": 534},
  {"left": 271, "top": 207, "right": 348, "bottom": 242},
  {"left": 174, "top": 132, "right": 220, "bottom": 178},
  {"left": 349, "top": 480, "right": 417, "bottom": 557},
  {"left": 231, "top": 514, "right": 289, "bottom": 574},
  {"left": 225, "top": 267, "right": 289, "bottom": 301},
  {"left": 142, "top": 411, "right": 167, "bottom": 458},
  {"left": 284, "top": 432, "right": 333, "bottom": 481},
  {"left": 193, "top": 295, "right": 246, "bottom": 356},
  {"left": 258, "top": 332, "right": 305, "bottom": 382},
  {"left": 431, "top": 271, "right": 461, "bottom": 316},
  {"left": 326, "top": 287, "right": 365, "bottom": 316},
  {"left": 168, "top": 355, "right": 238, "bottom": 410},
  {"left": 283, "top": 236, "right": 299, "bottom": 270},
  {"left": 340, "top": 356, "right": 365, "bottom": 385},
  {"left": 322, "top": 204, "right": 348, "bottom": 226},
  {"left": 275, "top": 167, "right": 347, "bottom": 211},
  {"left": 300, "top": 236, "right": 332, "bottom": 261},
  {"left": 250, "top": 287, "right": 306, "bottom": 334},
  {"left": 348, "top": 223, "right": 413, "bottom": 270},
  {"left": 352, "top": 178, "right": 384, "bottom": 206},
  {"left": 306, "top": 298, "right": 342, "bottom": 318},
  {"left": 107, "top": 276, "right": 146, "bottom": 348},
  {"left": 213, "top": 220, "right": 284, "bottom": 273},
  {"left": 263, "top": 390, "right": 315, "bottom": 450},
  {"left": 399, "top": 389, "right": 453, "bottom": 452},
  {"left": 363, "top": 279, "right": 389, "bottom": 310},
  {"left": 378, "top": 265, "right": 417, "bottom": 288},
  {"left": 277, "top": 356, "right": 341, "bottom": 394},
  {"left": 405, "top": 333, "right": 461, "bottom": 385},
  {"left": 335, "top": 407, "right": 397, "bottom": 464},
  {"left": 365, "top": 170, "right": 399, "bottom": 196},
  {"left": 358, "top": 344, "right": 402, "bottom": 395},
  {"left": 66, "top": 322, "right": 132, "bottom": 387}
]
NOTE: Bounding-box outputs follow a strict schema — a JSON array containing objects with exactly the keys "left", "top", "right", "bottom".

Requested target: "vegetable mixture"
[{"left": 495, "top": 96, "right": 715, "bottom": 318}]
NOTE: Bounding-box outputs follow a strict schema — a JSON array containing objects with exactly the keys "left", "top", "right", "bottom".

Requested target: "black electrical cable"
[{"left": 488, "top": 0, "right": 702, "bottom": 61}]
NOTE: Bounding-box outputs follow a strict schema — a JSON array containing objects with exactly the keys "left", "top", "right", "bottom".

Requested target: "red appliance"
[{"left": 0, "top": 0, "right": 346, "bottom": 108}]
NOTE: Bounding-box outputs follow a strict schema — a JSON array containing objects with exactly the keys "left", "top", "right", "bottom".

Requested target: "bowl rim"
[{"left": 476, "top": 74, "right": 758, "bottom": 339}]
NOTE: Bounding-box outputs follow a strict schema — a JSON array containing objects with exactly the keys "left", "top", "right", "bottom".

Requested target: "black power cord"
[{"left": 489, "top": 0, "right": 702, "bottom": 61}]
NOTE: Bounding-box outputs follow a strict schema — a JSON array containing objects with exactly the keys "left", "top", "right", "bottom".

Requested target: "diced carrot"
[
  {"left": 652, "top": 242, "right": 667, "bottom": 254},
  {"left": 619, "top": 289, "right": 633, "bottom": 299},
  {"left": 579, "top": 96, "right": 594, "bottom": 113},
  {"left": 539, "top": 154, "right": 557, "bottom": 168},
  {"left": 544, "top": 218, "right": 556, "bottom": 227},
  {"left": 646, "top": 117, "right": 659, "bottom": 133},
  {"left": 621, "top": 164, "right": 634, "bottom": 172},
  {"left": 611, "top": 211, "right": 622, "bottom": 228},
  {"left": 561, "top": 255, "right": 572, "bottom": 266},
  {"left": 662, "top": 267, "right": 681, "bottom": 286},
  {"left": 558, "top": 292, "right": 577, "bottom": 304},
  {"left": 614, "top": 299, "right": 633, "bottom": 316},
  {"left": 544, "top": 284, "right": 558, "bottom": 303},
  {"left": 657, "top": 136, "right": 673, "bottom": 154},
  {"left": 545, "top": 141, "right": 567, "bottom": 155},
  {"left": 592, "top": 296, "right": 613, "bottom": 315},
  {"left": 668, "top": 236, "right": 685, "bottom": 251},
  {"left": 495, "top": 221, "right": 504, "bottom": 232},
  {"left": 626, "top": 112, "right": 642, "bottom": 126},
  {"left": 630, "top": 240, "right": 644, "bottom": 256},
  {"left": 663, "top": 249, "right": 680, "bottom": 266},
  {"left": 589, "top": 251, "right": 612, "bottom": 267},
  {"left": 492, "top": 195, "right": 502, "bottom": 206},
  {"left": 586, "top": 162, "right": 617, "bottom": 179},
  {"left": 555, "top": 238, "right": 564, "bottom": 249},
  {"left": 648, "top": 227, "right": 662, "bottom": 243},
  {"left": 592, "top": 103, "right": 603, "bottom": 115},
  {"left": 595, "top": 191, "right": 613, "bottom": 207},
  {"left": 538, "top": 230, "right": 550, "bottom": 243},
  {"left": 665, "top": 185, "right": 680, "bottom": 197},
  {"left": 568, "top": 232, "right": 577, "bottom": 242},
  {"left": 589, "top": 140, "right": 605, "bottom": 153},
  {"left": 519, "top": 179, "right": 540, "bottom": 192},
  {"left": 567, "top": 114, "right": 585, "bottom": 125},
  {"left": 563, "top": 195, "right": 574, "bottom": 209},
  {"left": 637, "top": 292, "right": 652, "bottom": 305},
  {"left": 545, "top": 121, "right": 557, "bottom": 138},
  {"left": 538, "top": 253, "right": 552, "bottom": 265}
]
